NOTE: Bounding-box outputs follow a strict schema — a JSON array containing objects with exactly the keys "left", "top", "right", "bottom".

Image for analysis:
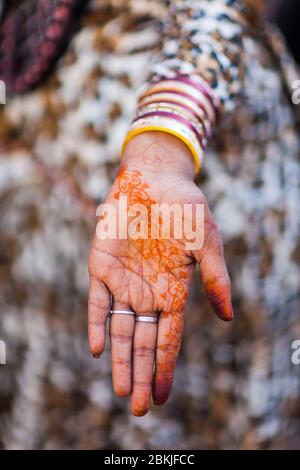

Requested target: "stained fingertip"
[
  {"left": 114, "top": 384, "right": 131, "bottom": 397},
  {"left": 88, "top": 325, "right": 105, "bottom": 356},
  {"left": 214, "top": 303, "right": 234, "bottom": 322},
  {"left": 112, "top": 360, "right": 132, "bottom": 397},
  {"left": 131, "top": 392, "right": 151, "bottom": 417},
  {"left": 131, "top": 407, "right": 149, "bottom": 417},
  {"left": 131, "top": 379, "right": 153, "bottom": 416},
  {"left": 226, "top": 304, "right": 234, "bottom": 321},
  {"left": 204, "top": 277, "right": 233, "bottom": 322},
  {"left": 153, "top": 373, "right": 173, "bottom": 406}
]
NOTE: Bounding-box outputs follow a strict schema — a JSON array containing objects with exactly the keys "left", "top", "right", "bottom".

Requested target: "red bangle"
[
  {"left": 157, "top": 76, "right": 215, "bottom": 111},
  {"left": 137, "top": 99, "right": 208, "bottom": 139},
  {"left": 132, "top": 110, "right": 207, "bottom": 149},
  {"left": 138, "top": 88, "right": 214, "bottom": 123}
]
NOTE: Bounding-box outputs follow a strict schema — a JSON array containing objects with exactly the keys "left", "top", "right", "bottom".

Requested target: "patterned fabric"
[
  {"left": 144, "top": 0, "right": 246, "bottom": 112},
  {"left": 0, "top": 0, "right": 87, "bottom": 95},
  {"left": 0, "top": 0, "right": 299, "bottom": 450}
]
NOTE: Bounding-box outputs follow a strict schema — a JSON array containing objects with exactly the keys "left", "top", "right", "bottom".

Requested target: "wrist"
[{"left": 121, "top": 131, "right": 196, "bottom": 180}]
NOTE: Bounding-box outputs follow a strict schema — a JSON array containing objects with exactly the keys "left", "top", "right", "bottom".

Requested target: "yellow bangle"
[{"left": 121, "top": 125, "right": 201, "bottom": 174}]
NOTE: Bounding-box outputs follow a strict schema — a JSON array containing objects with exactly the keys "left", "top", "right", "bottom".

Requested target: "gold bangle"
[
  {"left": 141, "top": 80, "right": 216, "bottom": 123},
  {"left": 138, "top": 92, "right": 212, "bottom": 137},
  {"left": 135, "top": 103, "right": 207, "bottom": 140},
  {"left": 121, "top": 124, "right": 201, "bottom": 174}
]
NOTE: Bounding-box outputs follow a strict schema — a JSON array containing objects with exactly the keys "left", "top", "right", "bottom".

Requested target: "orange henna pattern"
[
  {"left": 113, "top": 165, "right": 191, "bottom": 340},
  {"left": 112, "top": 164, "right": 198, "bottom": 406}
]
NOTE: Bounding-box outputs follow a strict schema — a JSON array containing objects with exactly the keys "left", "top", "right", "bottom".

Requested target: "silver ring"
[
  {"left": 135, "top": 316, "right": 158, "bottom": 324},
  {"left": 110, "top": 309, "right": 135, "bottom": 316}
]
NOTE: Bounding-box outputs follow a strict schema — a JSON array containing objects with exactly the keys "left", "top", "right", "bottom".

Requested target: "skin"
[{"left": 88, "top": 131, "right": 233, "bottom": 416}]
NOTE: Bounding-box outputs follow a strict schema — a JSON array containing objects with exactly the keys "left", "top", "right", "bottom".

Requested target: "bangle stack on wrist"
[{"left": 121, "top": 74, "right": 220, "bottom": 174}]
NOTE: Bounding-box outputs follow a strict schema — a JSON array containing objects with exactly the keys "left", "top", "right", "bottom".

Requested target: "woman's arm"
[
  {"left": 145, "top": 0, "right": 247, "bottom": 112},
  {"left": 122, "top": 0, "right": 253, "bottom": 174},
  {"left": 88, "top": 0, "right": 254, "bottom": 416}
]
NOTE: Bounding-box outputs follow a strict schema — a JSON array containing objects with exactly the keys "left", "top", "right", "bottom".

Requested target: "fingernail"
[
  {"left": 153, "top": 376, "right": 173, "bottom": 406},
  {"left": 93, "top": 354, "right": 101, "bottom": 358},
  {"left": 216, "top": 304, "right": 234, "bottom": 321}
]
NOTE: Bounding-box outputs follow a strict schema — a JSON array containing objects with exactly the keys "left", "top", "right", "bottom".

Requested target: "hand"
[{"left": 88, "top": 132, "right": 233, "bottom": 416}]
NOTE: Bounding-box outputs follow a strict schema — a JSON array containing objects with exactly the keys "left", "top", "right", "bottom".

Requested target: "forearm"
[{"left": 121, "top": 1, "right": 253, "bottom": 176}]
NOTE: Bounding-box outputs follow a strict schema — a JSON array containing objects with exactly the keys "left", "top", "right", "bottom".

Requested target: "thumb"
[{"left": 194, "top": 222, "right": 234, "bottom": 321}]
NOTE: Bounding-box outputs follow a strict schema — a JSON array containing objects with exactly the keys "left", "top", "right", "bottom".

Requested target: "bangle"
[
  {"left": 155, "top": 76, "right": 215, "bottom": 111},
  {"left": 136, "top": 101, "right": 208, "bottom": 139},
  {"left": 133, "top": 109, "right": 207, "bottom": 149},
  {"left": 139, "top": 89, "right": 213, "bottom": 130},
  {"left": 140, "top": 80, "right": 216, "bottom": 123},
  {"left": 151, "top": 74, "right": 221, "bottom": 111},
  {"left": 138, "top": 92, "right": 212, "bottom": 138},
  {"left": 122, "top": 74, "right": 220, "bottom": 174}
]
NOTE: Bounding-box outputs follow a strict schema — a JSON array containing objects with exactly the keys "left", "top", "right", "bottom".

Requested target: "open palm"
[{"left": 88, "top": 160, "right": 233, "bottom": 416}]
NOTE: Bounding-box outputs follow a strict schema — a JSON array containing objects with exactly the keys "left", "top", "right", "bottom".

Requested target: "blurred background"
[
  {"left": 0, "top": 0, "right": 299, "bottom": 450},
  {"left": 266, "top": 0, "right": 300, "bottom": 64}
]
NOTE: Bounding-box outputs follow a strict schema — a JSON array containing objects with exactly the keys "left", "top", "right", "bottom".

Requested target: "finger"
[
  {"left": 196, "top": 223, "right": 233, "bottom": 321},
  {"left": 153, "top": 310, "right": 183, "bottom": 406},
  {"left": 88, "top": 276, "right": 111, "bottom": 356},
  {"left": 110, "top": 302, "right": 135, "bottom": 397},
  {"left": 131, "top": 314, "right": 158, "bottom": 417}
]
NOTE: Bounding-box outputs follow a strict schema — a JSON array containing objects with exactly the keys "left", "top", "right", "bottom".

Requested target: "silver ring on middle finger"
[
  {"left": 135, "top": 315, "right": 158, "bottom": 324},
  {"left": 110, "top": 309, "right": 135, "bottom": 317}
]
